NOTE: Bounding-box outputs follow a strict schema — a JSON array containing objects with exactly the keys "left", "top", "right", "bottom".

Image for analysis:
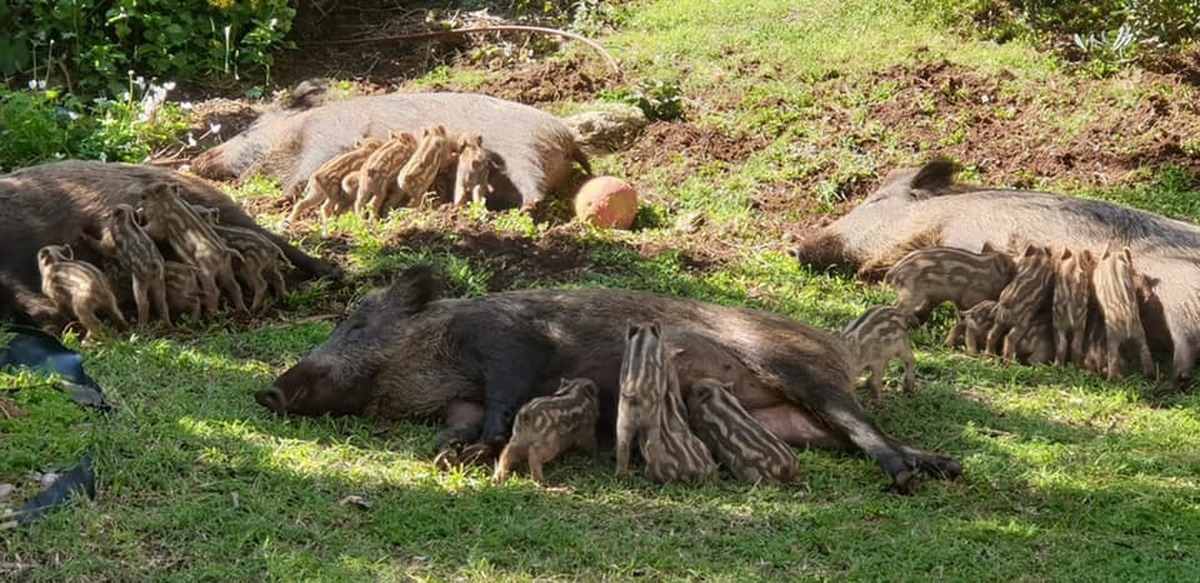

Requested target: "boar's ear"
[
  {"left": 1060, "top": 248, "right": 1073, "bottom": 261},
  {"left": 1122, "top": 247, "right": 1133, "bottom": 263},
  {"left": 625, "top": 320, "right": 639, "bottom": 342},
  {"left": 649, "top": 320, "right": 662, "bottom": 338},
  {"left": 981, "top": 241, "right": 997, "bottom": 253},
  {"left": 385, "top": 264, "right": 442, "bottom": 314},
  {"left": 910, "top": 157, "right": 960, "bottom": 194},
  {"left": 62, "top": 244, "right": 74, "bottom": 260},
  {"left": 284, "top": 79, "right": 327, "bottom": 111}
]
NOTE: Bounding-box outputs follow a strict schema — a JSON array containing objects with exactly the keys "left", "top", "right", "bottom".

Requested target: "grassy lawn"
[{"left": 5, "top": 0, "right": 1200, "bottom": 580}]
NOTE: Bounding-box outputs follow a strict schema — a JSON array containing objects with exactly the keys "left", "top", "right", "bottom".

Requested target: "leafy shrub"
[
  {"left": 916, "top": 0, "right": 1200, "bottom": 74},
  {"left": 1, "top": 0, "right": 294, "bottom": 95},
  {"left": 0, "top": 77, "right": 188, "bottom": 173},
  {"left": 599, "top": 79, "right": 685, "bottom": 121}
]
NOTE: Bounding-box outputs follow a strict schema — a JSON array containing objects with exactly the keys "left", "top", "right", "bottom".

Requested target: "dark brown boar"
[
  {"left": 1051, "top": 248, "right": 1096, "bottom": 367},
  {"left": 0, "top": 160, "right": 336, "bottom": 331},
  {"left": 93, "top": 204, "right": 169, "bottom": 327},
  {"left": 882, "top": 243, "right": 1015, "bottom": 321},
  {"left": 790, "top": 158, "right": 1188, "bottom": 390},
  {"left": 138, "top": 182, "right": 248, "bottom": 315},
  {"left": 985, "top": 245, "right": 1055, "bottom": 361},
  {"left": 1093, "top": 246, "right": 1156, "bottom": 381},
  {"left": 840, "top": 306, "right": 917, "bottom": 403},
  {"left": 257, "top": 265, "right": 962, "bottom": 494},
  {"left": 686, "top": 378, "right": 800, "bottom": 485},
  {"left": 493, "top": 377, "right": 600, "bottom": 483},
  {"left": 194, "top": 89, "right": 591, "bottom": 212},
  {"left": 37, "top": 244, "right": 128, "bottom": 341}
]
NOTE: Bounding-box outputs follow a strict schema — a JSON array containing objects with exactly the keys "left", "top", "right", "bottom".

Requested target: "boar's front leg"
[
  {"left": 433, "top": 399, "right": 486, "bottom": 469},
  {"left": 455, "top": 329, "right": 552, "bottom": 464}
]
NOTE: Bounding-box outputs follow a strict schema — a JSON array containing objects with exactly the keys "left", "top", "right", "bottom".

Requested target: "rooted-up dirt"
[{"left": 174, "top": 3, "right": 1200, "bottom": 287}]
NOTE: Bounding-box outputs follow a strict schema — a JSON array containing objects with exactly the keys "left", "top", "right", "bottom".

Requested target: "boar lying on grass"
[
  {"left": 792, "top": 159, "right": 1188, "bottom": 391},
  {"left": 192, "top": 85, "right": 591, "bottom": 212},
  {"left": 0, "top": 160, "right": 337, "bottom": 331},
  {"left": 257, "top": 265, "right": 963, "bottom": 493}
]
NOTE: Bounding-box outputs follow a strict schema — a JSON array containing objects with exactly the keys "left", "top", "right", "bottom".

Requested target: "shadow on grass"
[{"left": 8, "top": 316, "right": 1200, "bottom": 580}]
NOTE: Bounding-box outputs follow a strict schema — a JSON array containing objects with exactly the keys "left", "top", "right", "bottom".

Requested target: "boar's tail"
[{"left": 571, "top": 144, "right": 593, "bottom": 177}]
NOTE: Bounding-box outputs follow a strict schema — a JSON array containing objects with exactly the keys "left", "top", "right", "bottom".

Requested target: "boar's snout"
[
  {"left": 257, "top": 356, "right": 374, "bottom": 417},
  {"left": 255, "top": 386, "right": 288, "bottom": 414}
]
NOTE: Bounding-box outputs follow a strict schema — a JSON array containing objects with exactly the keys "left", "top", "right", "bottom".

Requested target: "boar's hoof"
[
  {"left": 432, "top": 442, "right": 496, "bottom": 471},
  {"left": 906, "top": 451, "right": 964, "bottom": 482},
  {"left": 459, "top": 442, "right": 497, "bottom": 466},
  {"left": 432, "top": 447, "right": 463, "bottom": 471},
  {"left": 884, "top": 469, "right": 918, "bottom": 495}
]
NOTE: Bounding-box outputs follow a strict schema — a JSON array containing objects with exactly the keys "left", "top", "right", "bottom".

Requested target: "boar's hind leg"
[{"left": 773, "top": 360, "right": 961, "bottom": 492}]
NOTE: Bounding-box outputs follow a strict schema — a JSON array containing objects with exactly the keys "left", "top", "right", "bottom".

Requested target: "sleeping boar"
[
  {"left": 257, "top": 265, "right": 963, "bottom": 494},
  {"left": 192, "top": 86, "right": 591, "bottom": 212},
  {"left": 792, "top": 158, "right": 1186, "bottom": 389},
  {"left": 0, "top": 160, "right": 337, "bottom": 331}
]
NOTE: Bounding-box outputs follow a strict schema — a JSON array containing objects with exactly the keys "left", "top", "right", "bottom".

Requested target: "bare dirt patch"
[
  {"left": 379, "top": 209, "right": 722, "bottom": 291},
  {"left": 434, "top": 56, "right": 619, "bottom": 105},
  {"left": 624, "top": 121, "right": 770, "bottom": 185},
  {"left": 853, "top": 58, "right": 1200, "bottom": 188}
]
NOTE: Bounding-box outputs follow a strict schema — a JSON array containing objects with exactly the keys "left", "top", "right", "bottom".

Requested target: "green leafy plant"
[
  {"left": 599, "top": 79, "right": 685, "bottom": 121},
  {"left": 5, "top": 0, "right": 294, "bottom": 95},
  {"left": 0, "top": 76, "right": 188, "bottom": 172}
]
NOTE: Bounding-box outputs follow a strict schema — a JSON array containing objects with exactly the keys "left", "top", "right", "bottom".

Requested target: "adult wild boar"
[
  {"left": 791, "top": 159, "right": 1189, "bottom": 391},
  {"left": 257, "top": 265, "right": 963, "bottom": 493},
  {"left": 192, "top": 85, "right": 591, "bottom": 211},
  {"left": 0, "top": 160, "right": 337, "bottom": 329}
]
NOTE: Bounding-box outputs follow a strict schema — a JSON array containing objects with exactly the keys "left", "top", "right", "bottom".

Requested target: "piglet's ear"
[{"left": 386, "top": 264, "right": 442, "bottom": 315}]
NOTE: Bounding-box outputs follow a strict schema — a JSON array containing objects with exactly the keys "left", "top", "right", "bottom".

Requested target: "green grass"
[{"left": 6, "top": 0, "right": 1200, "bottom": 580}]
